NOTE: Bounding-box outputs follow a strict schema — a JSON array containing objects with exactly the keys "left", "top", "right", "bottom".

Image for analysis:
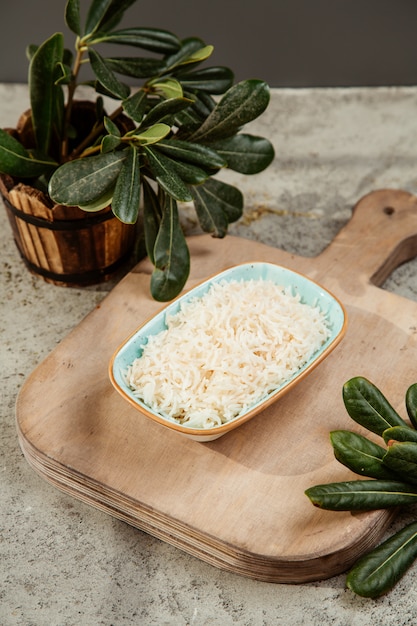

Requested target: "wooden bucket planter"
[
  {"left": 0, "top": 102, "right": 136, "bottom": 286},
  {"left": 1, "top": 177, "right": 136, "bottom": 286}
]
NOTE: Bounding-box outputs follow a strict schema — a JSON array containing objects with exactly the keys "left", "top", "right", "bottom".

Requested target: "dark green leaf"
[
  {"left": 142, "top": 98, "right": 194, "bottom": 128},
  {"left": 406, "top": 383, "right": 417, "bottom": 429},
  {"left": 190, "top": 80, "right": 271, "bottom": 143},
  {"left": 77, "top": 186, "right": 114, "bottom": 212},
  {"left": 191, "top": 90, "right": 217, "bottom": 115},
  {"left": 111, "top": 145, "right": 140, "bottom": 223},
  {"left": 65, "top": 0, "right": 81, "bottom": 36},
  {"left": 26, "top": 44, "right": 38, "bottom": 62},
  {"left": 191, "top": 178, "right": 243, "bottom": 225},
  {"left": 84, "top": 0, "right": 134, "bottom": 37},
  {"left": 101, "top": 134, "right": 122, "bottom": 153},
  {"left": 346, "top": 522, "right": 417, "bottom": 598},
  {"left": 342, "top": 377, "right": 408, "bottom": 436},
  {"left": 88, "top": 48, "right": 130, "bottom": 99},
  {"left": 29, "top": 32, "right": 65, "bottom": 155},
  {"left": 151, "top": 195, "right": 190, "bottom": 301},
  {"left": 382, "top": 426, "right": 417, "bottom": 444},
  {"left": 330, "top": 430, "right": 399, "bottom": 480},
  {"left": 164, "top": 37, "right": 207, "bottom": 72},
  {"left": 155, "top": 139, "right": 226, "bottom": 169},
  {"left": 103, "top": 116, "right": 121, "bottom": 136},
  {"left": 209, "top": 133, "right": 275, "bottom": 174},
  {"left": 55, "top": 62, "right": 73, "bottom": 86},
  {"left": 177, "top": 66, "right": 234, "bottom": 94},
  {"left": 168, "top": 159, "right": 209, "bottom": 185},
  {"left": 143, "top": 146, "right": 192, "bottom": 202},
  {"left": 105, "top": 57, "right": 166, "bottom": 79},
  {"left": 84, "top": 0, "right": 113, "bottom": 36},
  {"left": 142, "top": 178, "right": 162, "bottom": 264},
  {"left": 91, "top": 27, "right": 181, "bottom": 53},
  {"left": 0, "top": 129, "right": 57, "bottom": 177},
  {"left": 190, "top": 185, "right": 229, "bottom": 237},
  {"left": 383, "top": 441, "right": 417, "bottom": 484},
  {"left": 172, "top": 92, "right": 216, "bottom": 136},
  {"left": 48, "top": 151, "right": 126, "bottom": 205},
  {"left": 305, "top": 479, "right": 417, "bottom": 510},
  {"left": 95, "top": 0, "right": 137, "bottom": 33},
  {"left": 122, "top": 89, "right": 147, "bottom": 123}
]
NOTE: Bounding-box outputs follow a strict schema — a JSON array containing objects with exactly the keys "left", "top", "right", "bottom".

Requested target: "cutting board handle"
[{"left": 317, "top": 189, "right": 417, "bottom": 286}]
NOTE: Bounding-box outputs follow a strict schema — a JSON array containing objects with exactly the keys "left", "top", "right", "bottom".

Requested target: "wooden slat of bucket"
[{"left": 9, "top": 185, "right": 65, "bottom": 276}]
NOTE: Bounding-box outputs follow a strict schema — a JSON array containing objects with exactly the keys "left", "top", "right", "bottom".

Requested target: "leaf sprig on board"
[
  {"left": 305, "top": 376, "right": 417, "bottom": 598},
  {"left": 0, "top": 0, "right": 274, "bottom": 301}
]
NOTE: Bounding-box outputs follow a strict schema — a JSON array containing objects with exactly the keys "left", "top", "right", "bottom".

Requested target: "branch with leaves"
[
  {"left": 305, "top": 376, "right": 417, "bottom": 598},
  {"left": 0, "top": 0, "right": 274, "bottom": 300}
]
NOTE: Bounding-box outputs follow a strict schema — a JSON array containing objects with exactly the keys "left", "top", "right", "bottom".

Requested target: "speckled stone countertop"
[{"left": 2, "top": 83, "right": 417, "bottom": 625}]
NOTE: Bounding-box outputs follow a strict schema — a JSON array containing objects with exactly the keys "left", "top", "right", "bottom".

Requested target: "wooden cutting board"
[{"left": 16, "top": 189, "right": 417, "bottom": 583}]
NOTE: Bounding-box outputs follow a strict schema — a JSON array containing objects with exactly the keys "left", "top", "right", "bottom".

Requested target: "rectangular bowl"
[{"left": 109, "top": 262, "right": 347, "bottom": 441}]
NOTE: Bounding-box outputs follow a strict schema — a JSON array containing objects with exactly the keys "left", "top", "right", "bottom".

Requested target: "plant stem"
[
  {"left": 68, "top": 104, "right": 124, "bottom": 160},
  {"left": 61, "top": 42, "right": 85, "bottom": 163}
]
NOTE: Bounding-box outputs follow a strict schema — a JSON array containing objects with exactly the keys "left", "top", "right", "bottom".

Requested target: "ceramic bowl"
[{"left": 109, "top": 262, "right": 347, "bottom": 441}]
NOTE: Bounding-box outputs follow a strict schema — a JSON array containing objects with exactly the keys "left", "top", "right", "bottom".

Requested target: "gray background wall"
[{"left": 1, "top": 0, "right": 417, "bottom": 87}]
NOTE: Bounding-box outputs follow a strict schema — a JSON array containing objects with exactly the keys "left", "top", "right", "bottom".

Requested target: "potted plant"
[{"left": 0, "top": 0, "right": 274, "bottom": 301}]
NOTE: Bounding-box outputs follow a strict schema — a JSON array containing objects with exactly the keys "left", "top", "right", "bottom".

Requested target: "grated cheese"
[{"left": 125, "top": 278, "right": 331, "bottom": 429}]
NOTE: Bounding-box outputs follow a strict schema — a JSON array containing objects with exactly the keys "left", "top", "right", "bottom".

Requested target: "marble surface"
[{"left": 2, "top": 83, "right": 417, "bottom": 625}]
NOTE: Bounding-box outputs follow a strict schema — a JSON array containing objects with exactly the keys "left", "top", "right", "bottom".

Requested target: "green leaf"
[
  {"left": 382, "top": 426, "right": 417, "bottom": 444},
  {"left": 190, "top": 185, "right": 229, "bottom": 237},
  {"left": 142, "top": 178, "right": 162, "bottom": 264},
  {"left": 163, "top": 37, "right": 207, "bottom": 72},
  {"left": 383, "top": 441, "right": 417, "bottom": 484},
  {"left": 168, "top": 159, "right": 209, "bottom": 185},
  {"left": 78, "top": 186, "right": 114, "bottom": 212},
  {"left": 172, "top": 92, "right": 216, "bottom": 135},
  {"left": 330, "top": 430, "right": 399, "bottom": 480},
  {"left": 305, "top": 479, "right": 417, "bottom": 510},
  {"left": 26, "top": 44, "right": 38, "bottom": 62},
  {"left": 122, "top": 89, "right": 147, "bottom": 123},
  {"left": 406, "top": 383, "right": 417, "bottom": 429},
  {"left": 84, "top": 0, "right": 114, "bottom": 36},
  {"left": 0, "top": 129, "right": 57, "bottom": 178},
  {"left": 55, "top": 62, "right": 73, "bottom": 86},
  {"left": 346, "top": 522, "right": 417, "bottom": 598},
  {"left": 29, "top": 32, "right": 65, "bottom": 155},
  {"left": 191, "top": 178, "right": 243, "bottom": 225},
  {"left": 177, "top": 66, "right": 234, "bottom": 94},
  {"left": 143, "top": 146, "right": 192, "bottom": 202},
  {"left": 155, "top": 139, "right": 226, "bottom": 170},
  {"left": 94, "top": 0, "right": 137, "bottom": 33},
  {"left": 103, "top": 116, "right": 121, "bottom": 137},
  {"left": 85, "top": 0, "right": 136, "bottom": 39},
  {"left": 151, "top": 195, "right": 190, "bottom": 301},
  {"left": 111, "top": 145, "right": 140, "bottom": 223},
  {"left": 65, "top": 0, "right": 81, "bottom": 36},
  {"left": 342, "top": 377, "right": 409, "bottom": 436},
  {"left": 134, "top": 123, "right": 171, "bottom": 146},
  {"left": 183, "top": 45, "right": 214, "bottom": 65},
  {"left": 150, "top": 78, "right": 183, "bottom": 100},
  {"left": 209, "top": 134, "right": 275, "bottom": 174},
  {"left": 90, "top": 27, "right": 181, "bottom": 53},
  {"left": 105, "top": 57, "right": 166, "bottom": 79},
  {"left": 48, "top": 151, "right": 126, "bottom": 205},
  {"left": 88, "top": 48, "right": 130, "bottom": 99},
  {"left": 101, "top": 134, "right": 122, "bottom": 153},
  {"left": 190, "top": 80, "right": 271, "bottom": 143},
  {"left": 142, "top": 98, "right": 194, "bottom": 128}
]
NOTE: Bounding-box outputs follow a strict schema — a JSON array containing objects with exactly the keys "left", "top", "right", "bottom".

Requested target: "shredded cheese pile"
[{"left": 125, "top": 278, "right": 331, "bottom": 429}]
